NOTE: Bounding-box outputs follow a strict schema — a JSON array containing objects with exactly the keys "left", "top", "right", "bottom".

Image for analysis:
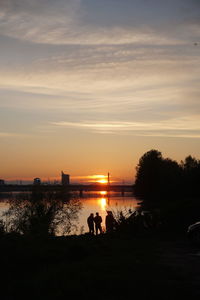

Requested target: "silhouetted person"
[
  {"left": 94, "top": 212, "right": 102, "bottom": 235},
  {"left": 87, "top": 213, "right": 94, "bottom": 234},
  {"left": 105, "top": 211, "right": 116, "bottom": 233}
]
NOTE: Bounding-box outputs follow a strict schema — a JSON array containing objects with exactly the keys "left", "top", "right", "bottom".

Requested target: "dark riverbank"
[
  {"left": 1, "top": 189, "right": 200, "bottom": 299},
  {"left": 1, "top": 229, "right": 200, "bottom": 300}
]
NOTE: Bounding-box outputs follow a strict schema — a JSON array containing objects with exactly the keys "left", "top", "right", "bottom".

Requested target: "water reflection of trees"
[{"left": 4, "top": 188, "right": 82, "bottom": 237}]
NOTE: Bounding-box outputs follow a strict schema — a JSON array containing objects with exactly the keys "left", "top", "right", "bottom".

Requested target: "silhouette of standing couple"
[
  {"left": 87, "top": 211, "right": 116, "bottom": 235},
  {"left": 87, "top": 212, "right": 102, "bottom": 235}
]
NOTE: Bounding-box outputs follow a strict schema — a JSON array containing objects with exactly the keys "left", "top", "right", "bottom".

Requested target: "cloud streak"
[
  {"left": 0, "top": 132, "right": 28, "bottom": 138},
  {"left": 0, "top": 0, "right": 197, "bottom": 46},
  {"left": 51, "top": 116, "right": 200, "bottom": 138}
]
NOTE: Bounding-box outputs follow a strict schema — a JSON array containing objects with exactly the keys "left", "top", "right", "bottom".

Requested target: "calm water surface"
[
  {"left": 78, "top": 191, "right": 140, "bottom": 233},
  {"left": 0, "top": 191, "right": 141, "bottom": 235}
]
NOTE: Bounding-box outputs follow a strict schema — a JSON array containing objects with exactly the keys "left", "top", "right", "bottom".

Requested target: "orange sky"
[{"left": 0, "top": 1, "right": 200, "bottom": 183}]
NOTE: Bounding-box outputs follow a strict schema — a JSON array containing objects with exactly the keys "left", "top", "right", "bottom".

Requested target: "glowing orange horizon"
[
  {"left": 88, "top": 174, "right": 110, "bottom": 184},
  {"left": 3, "top": 174, "right": 117, "bottom": 184}
]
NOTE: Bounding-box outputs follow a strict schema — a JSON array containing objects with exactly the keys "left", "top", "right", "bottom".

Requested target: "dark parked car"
[{"left": 187, "top": 221, "right": 200, "bottom": 244}]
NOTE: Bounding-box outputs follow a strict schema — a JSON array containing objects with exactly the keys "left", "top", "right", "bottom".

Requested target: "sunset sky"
[{"left": 0, "top": 0, "right": 200, "bottom": 183}]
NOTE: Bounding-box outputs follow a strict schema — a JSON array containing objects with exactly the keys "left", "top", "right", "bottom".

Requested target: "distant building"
[
  {"left": 0, "top": 179, "right": 5, "bottom": 185},
  {"left": 61, "top": 171, "right": 70, "bottom": 186},
  {"left": 53, "top": 180, "right": 59, "bottom": 185},
  {"left": 33, "top": 178, "right": 41, "bottom": 185}
]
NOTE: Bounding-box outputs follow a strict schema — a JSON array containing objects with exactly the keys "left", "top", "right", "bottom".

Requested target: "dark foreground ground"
[{"left": 1, "top": 230, "right": 200, "bottom": 300}]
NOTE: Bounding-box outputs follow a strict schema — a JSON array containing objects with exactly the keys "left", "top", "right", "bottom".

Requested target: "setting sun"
[
  {"left": 88, "top": 175, "right": 108, "bottom": 184},
  {"left": 97, "top": 179, "right": 108, "bottom": 184}
]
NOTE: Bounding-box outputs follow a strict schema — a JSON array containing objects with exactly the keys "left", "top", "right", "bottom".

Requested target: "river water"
[{"left": 0, "top": 191, "right": 141, "bottom": 235}]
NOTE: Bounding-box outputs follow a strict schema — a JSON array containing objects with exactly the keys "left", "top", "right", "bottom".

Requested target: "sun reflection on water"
[
  {"left": 99, "top": 191, "right": 107, "bottom": 196},
  {"left": 98, "top": 197, "right": 107, "bottom": 211}
]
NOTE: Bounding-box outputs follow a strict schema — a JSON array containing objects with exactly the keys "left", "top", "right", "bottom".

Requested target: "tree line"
[{"left": 134, "top": 149, "right": 200, "bottom": 201}]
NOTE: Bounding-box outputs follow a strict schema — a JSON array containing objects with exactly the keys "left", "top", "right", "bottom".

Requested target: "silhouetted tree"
[
  {"left": 161, "top": 158, "right": 182, "bottom": 194},
  {"left": 181, "top": 155, "right": 200, "bottom": 196},
  {"left": 135, "top": 150, "right": 163, "bottom": 198},
  {"left": 4, "top": 188, "right": 81, "bottom": 237},
  {"left": 134, "top": 149, "right": 181, "bottom": 200}
]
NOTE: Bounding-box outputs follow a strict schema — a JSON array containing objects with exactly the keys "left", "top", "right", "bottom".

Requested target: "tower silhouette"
[
  {"left": 61, "top": 171, "right": 70, "bottom": 186},
  {"left": 107, "top": 172, "right": 110, "bottom": 186}
]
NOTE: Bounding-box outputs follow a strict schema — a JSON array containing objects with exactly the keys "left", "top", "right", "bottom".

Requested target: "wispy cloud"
[
  {"left": 1, "top": 44, "right": 199, "bottom": 99},
  {"left": 0, "top": 132, "right": 28, "bottom": 138},
  {"left": 0, "top": 0, "right": 194, "bottom": 46},
  {"left": 51, "top": 116, "right": 200, "bottom": 138}
]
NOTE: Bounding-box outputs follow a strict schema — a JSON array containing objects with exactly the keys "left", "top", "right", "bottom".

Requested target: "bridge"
[{"left": 0, "top": 184, "right": 134, "bottom": 196}]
